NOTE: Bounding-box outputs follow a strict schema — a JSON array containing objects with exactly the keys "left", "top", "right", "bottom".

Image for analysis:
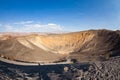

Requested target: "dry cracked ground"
[{"left": 0, "top": 29, "right": 120, "bottom": 80}]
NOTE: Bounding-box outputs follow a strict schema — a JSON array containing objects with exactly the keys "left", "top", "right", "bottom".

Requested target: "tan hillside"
[{"left": 0, "top": 29, "right": 120, "bottom": 62}]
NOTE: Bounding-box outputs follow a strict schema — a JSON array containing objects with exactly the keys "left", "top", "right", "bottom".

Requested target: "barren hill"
[{"left": 0, "top": 29, "right": 120, "bottom": 62}]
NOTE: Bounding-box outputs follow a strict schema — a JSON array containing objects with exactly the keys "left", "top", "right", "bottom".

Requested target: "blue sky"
[{"left": 0, "top": 0, "right": 120, "bottom": 32}]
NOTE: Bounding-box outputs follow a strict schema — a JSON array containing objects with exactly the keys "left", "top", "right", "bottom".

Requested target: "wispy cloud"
[
  {"left": 46, "top": 23, "right": 62, "bottom": 30},
  {"left": 14, "top": 21, "right": 34, "bottom": 24},
  {"left": 24, "top": 24, "right": 42, "bottom": 28},
  {"left": 5, "top": 25, "right": 19, "bottom": 32},
  {"left": 4, "top": 21, "right": 63, "bottom": 32}
]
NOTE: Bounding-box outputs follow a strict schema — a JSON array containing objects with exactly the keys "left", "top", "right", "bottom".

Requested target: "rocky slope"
[
  {"left": 0, "top": 56, "right": 120, "bottom": 80},
  {"left": 0, "top": 29, "right": 120, "bottom": 62}
]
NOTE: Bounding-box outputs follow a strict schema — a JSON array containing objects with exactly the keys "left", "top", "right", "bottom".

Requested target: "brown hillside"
[
  {"left": 70, "top": 30, "right": 120, "bottom": 61},
  {"left": 0, "top": 29, "right": 120, "bottom": 62}
]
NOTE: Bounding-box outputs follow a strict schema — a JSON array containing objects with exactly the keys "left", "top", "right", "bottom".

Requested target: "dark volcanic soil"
[{"left": 0, "top": 56, "right": 120, "bottom": 80}]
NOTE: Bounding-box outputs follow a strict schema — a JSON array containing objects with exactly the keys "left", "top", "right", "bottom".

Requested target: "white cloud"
[
  {"left": 14, "top": 21, "right": 34, "bottom": 24},
  {"left": 4, "top": 21, "right": 63, "bottom": 32},
  {"left": 47, "top": 23, "right": 56, "bottom": 26},
  {"left": 46, "top": 23, "right": 62, "bottom": 30},
  {"left": 24, "top": 24, "right": 42, "bottom": 28}
]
